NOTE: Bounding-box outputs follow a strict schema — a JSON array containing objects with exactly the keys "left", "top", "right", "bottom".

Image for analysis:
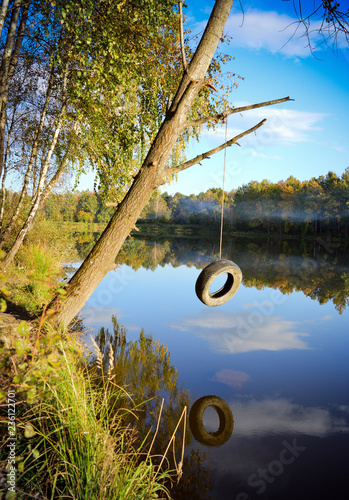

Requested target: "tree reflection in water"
[
  {"left": 73, "top": 230, "right": 349, "bottom": 313},
  {"left": 114, "top": 236, "right": 349, "bottom": 313},
  {"left": 92, "top": 315, "right": 211, "bottom": 499}
]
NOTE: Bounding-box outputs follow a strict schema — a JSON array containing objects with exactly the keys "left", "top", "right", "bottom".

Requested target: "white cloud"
[
  {"left": 250, "top": 151, "right": 283, "bottom": 160},
  {"left": 225, "top": 9, "right": 326, "bottom": 58},
  {"left": 242, "top": 301, "right": 269, "bottom": 309},
  {"left": 332, "top": 145, "right": 346, "bottom": 153},
  {"left": 204, "top": 105, "right": 327, "bottom": 147},
  {"left": 192, "top": 7, "right": 348, "bottom": 59},
  {"left": 170, "top": 309, "right": 309, "bottom": 354},
  {"left": 305, "top": 314, "right": 333, "bottom": 324}
]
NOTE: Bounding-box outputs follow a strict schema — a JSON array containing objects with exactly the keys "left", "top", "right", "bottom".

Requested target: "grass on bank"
[
  {"left": 0, "top": 235, "right": 183, "bottom": 499},
  {"left": 1, "top": 219, "right": 79, "bottom": 315},
  {"left": 0, "top": 321, "right": 178, "bottom": 499}
]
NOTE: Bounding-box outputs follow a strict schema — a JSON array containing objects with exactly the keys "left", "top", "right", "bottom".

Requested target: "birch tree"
[
  {"left": 0, "top": 0, "right": 29, "bottom": 180},
  {"left": 0, "top": 0, "right": 71, "bottom": 253},
  {"left": 1, "top": 0, "right": 188, "bottom": 262}
]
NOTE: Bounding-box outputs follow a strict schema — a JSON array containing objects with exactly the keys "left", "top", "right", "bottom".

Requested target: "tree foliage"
[
  {"left": 46, "top": 0, "right": 237, "bottom": 203},
  {"left": 1, "top": 0, "right": 237, "bottom": 266}
]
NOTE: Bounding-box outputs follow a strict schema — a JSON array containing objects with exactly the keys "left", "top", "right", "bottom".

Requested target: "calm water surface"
[{"left": 77, "top": 236, "right": 349, "bottom": 499}]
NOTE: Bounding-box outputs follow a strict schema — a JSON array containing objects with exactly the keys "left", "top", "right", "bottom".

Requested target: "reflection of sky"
[
  {"left": 211, "top": 369, "right": 251, "bottom": 389},
  {"left": 81, "top": 261, "right": 349, "bottom": 406},
  {"left": 81, "top": 259, "right": 349, "bottom": 499},
  {"left": 196, "top": 396, "right": 349, "bottom": 500},
  {"left": 205, "top": 397, "right": 349, "bottom": 438},
  {"left": 170, "top": 309, "right": 310, "bottom": 353}
]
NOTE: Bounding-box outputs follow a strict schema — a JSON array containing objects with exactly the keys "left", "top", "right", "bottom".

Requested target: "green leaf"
[
  {"left": 25, "top": 422, "right": 36, "bottom": 438},
  {"left": 17, "top": 321, "right": 30, "bottom": 336},
  {"left": 0, "top": 298, "right": 6, "bottom": 312}
]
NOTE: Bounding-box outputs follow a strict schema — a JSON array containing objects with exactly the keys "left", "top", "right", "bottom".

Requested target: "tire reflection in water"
[{"left": 189, "top": 395, "right": 234, "bottom": 447}]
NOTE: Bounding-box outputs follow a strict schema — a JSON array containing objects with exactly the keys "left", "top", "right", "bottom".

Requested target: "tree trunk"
[
  {"left": 0, "top": 0, "right": 10, "bottom": 38},
  {"left": 49, "top": 0, "right": 235, "bottom": 327},
  {"left": 0, "top": 162, "right": 7, "bottom": 232},
  {"left": 0, "top": 65, "right": 54, "bottom": 247},
  {"left": 2, "top": 191, "right": 41, "bottom": 267},
  {"left": 0, "top": 0, "right": 28, "bottom": 179},
  {"left": 2, "top": 98, "right": 67, "bottom": 268}
]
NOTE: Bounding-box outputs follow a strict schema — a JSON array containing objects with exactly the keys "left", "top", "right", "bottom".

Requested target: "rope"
[{"left": 219, "top": 117, "right": 228, "bottom": 259}]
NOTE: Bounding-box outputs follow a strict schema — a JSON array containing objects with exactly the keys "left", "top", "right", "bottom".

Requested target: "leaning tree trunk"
[{"left": 49, "top": 0, "right": 235, "bottom": 327}]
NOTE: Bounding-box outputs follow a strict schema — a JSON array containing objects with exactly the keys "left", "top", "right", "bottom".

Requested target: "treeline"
[
  {"left": 12, "top": 169, "right": 347, "bottom": 238},
  {"left": 232, "top": 171, "right": 349, "bottom": 238},
  {"left": 41, "top": 191, "right": 115, "bottom": 224},
  {"left": 159, "top": 170, "right": 349, "bottom": 238}
]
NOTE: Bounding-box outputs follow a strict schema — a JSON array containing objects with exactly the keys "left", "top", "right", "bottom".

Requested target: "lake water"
[{"left": 76, "top": 235, "right": 349, "bottom": 500}]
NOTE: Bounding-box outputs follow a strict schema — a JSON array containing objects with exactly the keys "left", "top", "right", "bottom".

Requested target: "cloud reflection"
[
  {"left": 211, "top": 369, "right": 251, "bottom": 389},
  {"left": 170, "top": 309, "right": 309, "bottom": 354},
  {"left": 231, "top": 398, "right": 349, "bottom": 437},
  {"left": 81, "top": 306, "right": 122, "bottom": 325},
  {"left": 199, "top": 397, "right": 349, "bottom": 441}
]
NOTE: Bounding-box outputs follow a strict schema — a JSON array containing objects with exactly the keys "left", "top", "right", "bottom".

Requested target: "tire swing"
[
  {"left": 189, "top": 395, "right": 234, "bottom": 447},
  {"left": 195, "top": 116, "right": 242, "bottom": 307},
  {"left": 196, "top": 259, "right": 242, "bottom": 307}
]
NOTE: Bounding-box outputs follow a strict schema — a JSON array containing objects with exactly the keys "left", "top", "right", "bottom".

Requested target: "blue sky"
[{"left": 77, "top": 0, "right": 349, "bottom": 195}]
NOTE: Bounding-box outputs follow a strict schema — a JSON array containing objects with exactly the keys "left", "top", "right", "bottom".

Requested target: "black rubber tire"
[
  {"left": 189, "top": 395, "right": 234, "bottom": 447},
  {"left": 195, "top": 259, "right": 242, "bottom": 307}
]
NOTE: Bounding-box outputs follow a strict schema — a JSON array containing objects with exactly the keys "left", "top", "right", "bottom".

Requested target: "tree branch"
[
  {"left": 185, "top": 96, "right": 293, "bottom": 129},
  {"left": 0, "top": 0, "right": 10, "bottom": 40},
  {"left": 179, "top": 1, "right": 187, "bottom": 71},
  {"left": 168, "top": 119, "right": 267, "bottom": 175}
]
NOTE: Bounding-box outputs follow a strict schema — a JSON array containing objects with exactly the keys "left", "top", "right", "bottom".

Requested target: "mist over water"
[{"left": 232, "top": 199, "right": 339, "bottom": 222}]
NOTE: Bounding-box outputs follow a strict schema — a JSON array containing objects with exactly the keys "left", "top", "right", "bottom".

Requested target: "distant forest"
[{"left": 7, "top": 170, "right": 348, "bottom": 239}]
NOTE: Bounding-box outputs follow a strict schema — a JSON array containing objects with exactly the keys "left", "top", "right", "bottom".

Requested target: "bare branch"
[
  {"left": 185, "top": 96, "right": 293, "bottom": 129},
  {"left": 287, "top": 0, "right": 349, "bottom": 54},
  {"left": 168, "top": 119, "right": 267, "bottom": 175}
]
